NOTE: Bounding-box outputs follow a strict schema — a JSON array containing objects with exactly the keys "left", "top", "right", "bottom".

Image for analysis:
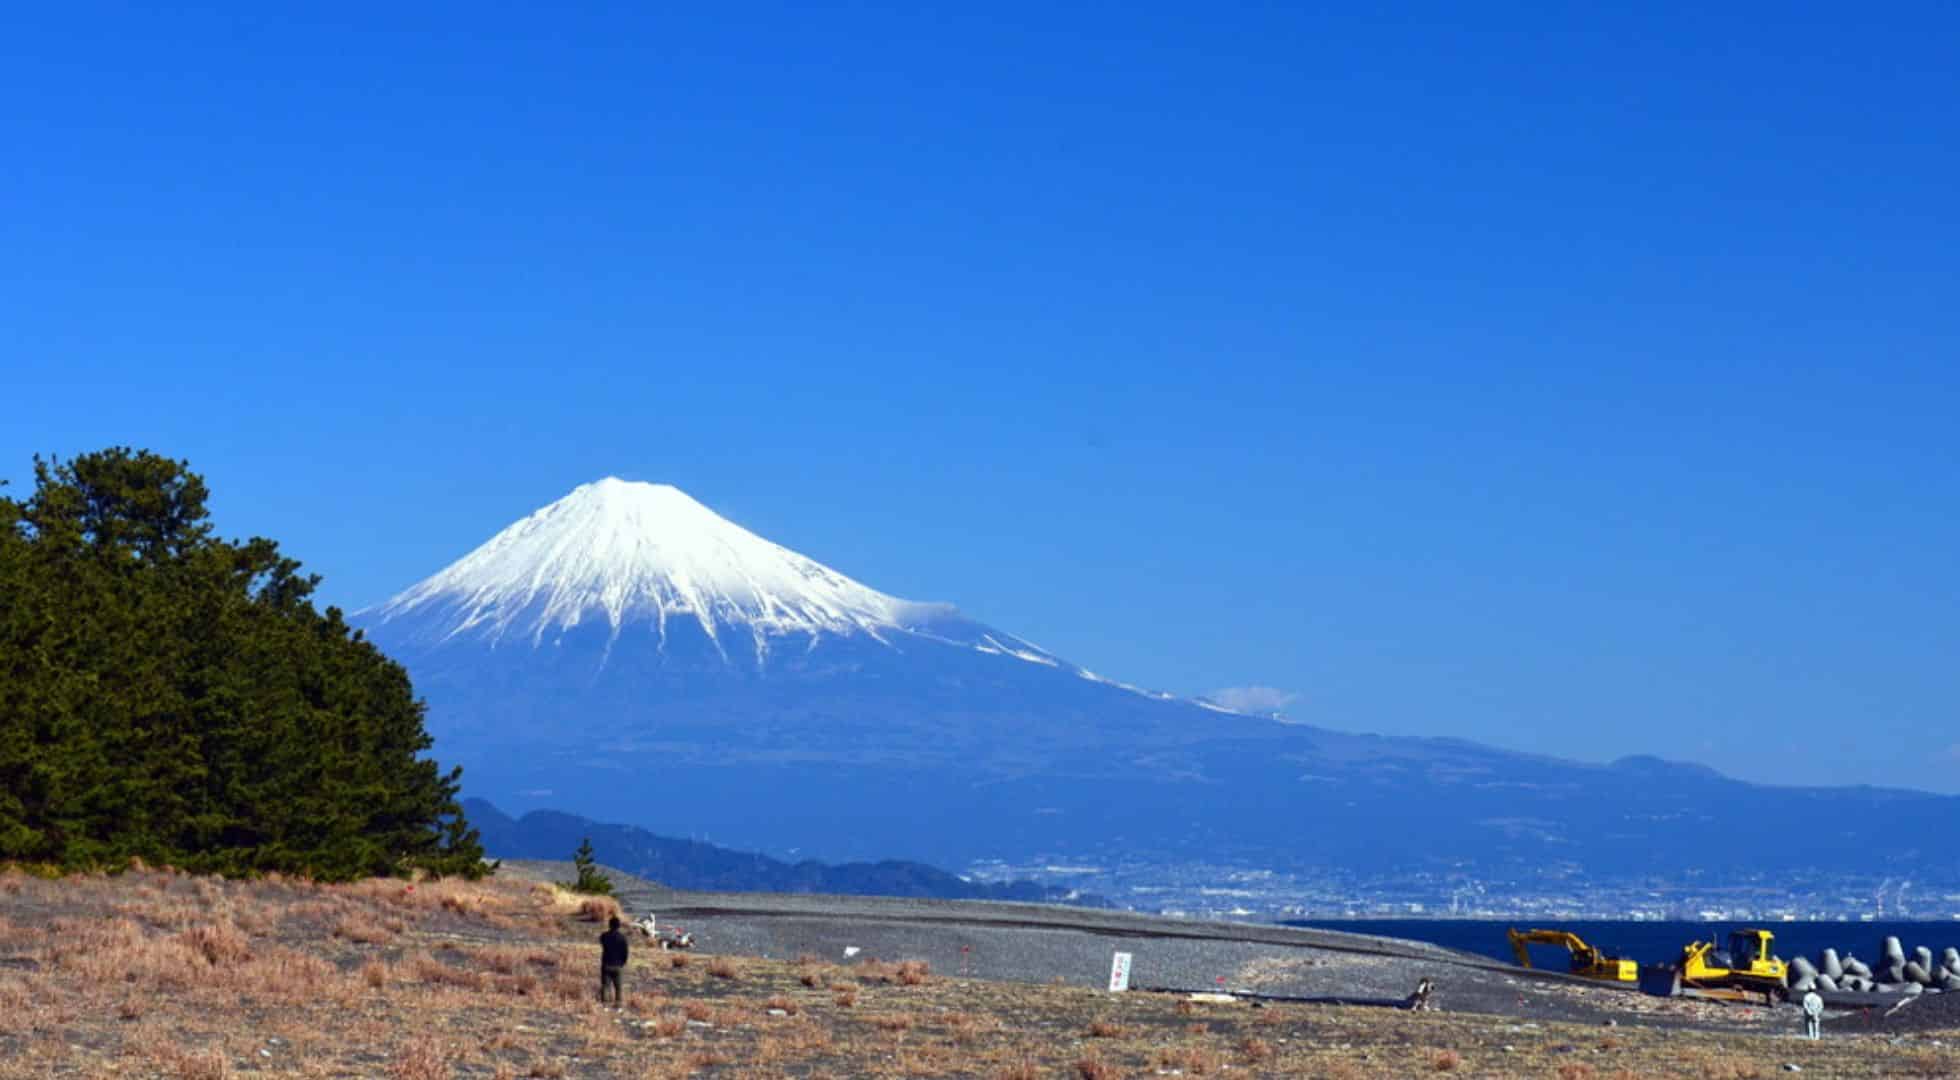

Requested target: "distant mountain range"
[
  {"left": 465, "top": 798, "right": 1094, "bottom": 903},
  {"left": 356, "top": 480, "right": 1960, "bottom": 895}
]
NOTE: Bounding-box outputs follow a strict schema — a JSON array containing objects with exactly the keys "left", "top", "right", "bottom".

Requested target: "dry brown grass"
[
  {"left": 684, "top": 1048, "right": 732, "bottom": 1069},
  {"left": 179, "top": 920, "right": 252, "bottom": 966},
  {"left": 152, "top": 1042, "right": 233, "bottom": 1080},
  {"left": 1893, "top": 1048, "right": 1960, "bottom": 1078},
  {"left": 706, "top": 955, "right": 739, "bottom": 980},
  {"left": 1668, "top": 1050, "right": 1772, "bottom": 1080},
  {"left": 408, "top": 950, "right": 487, "bottom": 992},
  {"left": 385, "top": 1037, "right": 453, "bottom": 1079},
  {"left": 479, "top": 946, "right": 524, "bottom": 974},
  {"left": 4, "top": 865, "right": 1956, "bottom": 1080},
  {"left": 948, "top": 1011, "right": 1000, "bottom": 1043},
  {"left": 1086, "top": 1018, "right": 1126, "bottom": 1038},
  {"left": 333, "top": 911, "right": 397, "bottom": 944},
  {"left": 854, "top": 955, "right": 931, "bottom": 986},
  {"left": 575, "top": 896, "right": 620, "bottom": 923},
  {"left": 776, "top": 1018, "right": 832, "bottom": 1055},
  {"left": 1151, "top": 1042, "right": 1220, "bottom": 1074},
  {"left": 651, "top": 1013, "right": 687, "bottom": 1038}
]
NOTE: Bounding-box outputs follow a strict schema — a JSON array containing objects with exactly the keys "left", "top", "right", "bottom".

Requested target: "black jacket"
[{"left": 600, "top": 928, "right": 629, "bottom": 968}]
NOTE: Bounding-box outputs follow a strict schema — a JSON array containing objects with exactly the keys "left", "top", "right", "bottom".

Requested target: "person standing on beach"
[{"left": 599, "top": 915, "right": 630, "bottom": 1005}]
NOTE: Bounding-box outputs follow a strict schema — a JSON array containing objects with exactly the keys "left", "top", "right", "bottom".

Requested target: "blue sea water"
[{"left": 1286, "top": 919, "right": 1960, "bottom": 969}]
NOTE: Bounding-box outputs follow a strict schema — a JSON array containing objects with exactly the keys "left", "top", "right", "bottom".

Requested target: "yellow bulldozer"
[
  {"left": 1507, "top": 928, "right": 1639, "bottom": 983},
  {"left": 1675, "top": 928, "right": 1788, "bottom": 1001}
]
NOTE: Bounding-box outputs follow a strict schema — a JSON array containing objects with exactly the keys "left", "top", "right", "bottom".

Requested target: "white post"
[{"left": 1108, "top": 951, "right": 1133, "bottom": 993}]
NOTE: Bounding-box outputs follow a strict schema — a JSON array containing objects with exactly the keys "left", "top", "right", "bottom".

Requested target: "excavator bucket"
[{"left": 1638, "top": 965, "right": 1681, "bottom": 998}]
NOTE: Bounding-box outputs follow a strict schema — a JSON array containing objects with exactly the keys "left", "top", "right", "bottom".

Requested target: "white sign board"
[{"left": 1108, "top": 951, "right": 1133, "bottom": 993}]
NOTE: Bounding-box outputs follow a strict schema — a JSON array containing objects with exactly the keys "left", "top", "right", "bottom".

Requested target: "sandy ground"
[
  {"left": 500, "top": 860, "right": 1826, "bottom": 1034},
  {"left": 4, "top": 862, "right": 1955, "bottom": 1078}
]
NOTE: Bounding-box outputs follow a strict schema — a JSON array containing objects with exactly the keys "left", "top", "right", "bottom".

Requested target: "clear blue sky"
[{"left": 6, "top": 3, "right": 1956, "bottom": 790}]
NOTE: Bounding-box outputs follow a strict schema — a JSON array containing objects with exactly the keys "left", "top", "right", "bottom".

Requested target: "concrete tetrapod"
[{"left": 1792, "top": 940, "right": 1960, "bottom": 998}]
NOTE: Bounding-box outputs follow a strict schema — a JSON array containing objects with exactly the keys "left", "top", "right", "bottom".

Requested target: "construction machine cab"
[
  {"left": 1678, "top": 928, "right": 1787, "bottom": 1001},
  {"left": 1729, "top": 930, "right": 1767, "bottom": 967}
]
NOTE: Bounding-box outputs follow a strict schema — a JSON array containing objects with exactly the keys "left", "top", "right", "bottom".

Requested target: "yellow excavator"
[
  {"left": 1507, "top": 928, "right": 1639, "bottom": 983},
  {"left": 1676, "top": 928, "right": 1788, "bottom": 1001}
]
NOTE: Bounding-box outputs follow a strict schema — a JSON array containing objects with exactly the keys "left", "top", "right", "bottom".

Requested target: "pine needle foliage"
[
  {"left": 0, "top": 448, "right": 485, "bottom": 880},
  {"left": 563, "top": 837, "right": 614, "bottom": 895}
]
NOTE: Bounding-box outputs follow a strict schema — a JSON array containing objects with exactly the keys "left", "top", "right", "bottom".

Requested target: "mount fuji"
[
  {"left": 365, "top": 477, "right": 1085, "bottom": 686},
  {"left": 355, "top": 479, "right": 1960, "bottom": 891}
]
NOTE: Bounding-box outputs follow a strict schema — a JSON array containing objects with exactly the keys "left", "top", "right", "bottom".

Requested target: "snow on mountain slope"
[
  {"left": 360, "top": 478, "right": 1082, "bottom": 677},
  {"left": 345, "top": 480, "right": 1960, "bottom": 881}
]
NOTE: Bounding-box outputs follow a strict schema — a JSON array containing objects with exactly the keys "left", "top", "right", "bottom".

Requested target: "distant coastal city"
[{"left": 968, "top": 854, "right": 1960, "bottom": 924}]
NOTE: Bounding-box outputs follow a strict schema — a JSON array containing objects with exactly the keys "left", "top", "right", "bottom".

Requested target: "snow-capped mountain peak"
[{"left": 366, "top": 478, "right": 928, "bottom": 649}]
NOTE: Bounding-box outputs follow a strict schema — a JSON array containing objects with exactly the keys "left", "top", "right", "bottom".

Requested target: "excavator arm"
[
  {"left": 1509, "top": 928, "right": 1540, "bottom": 968},
  {"left": 1507, "top": 928, "right": 1638, "bottom": 983}
]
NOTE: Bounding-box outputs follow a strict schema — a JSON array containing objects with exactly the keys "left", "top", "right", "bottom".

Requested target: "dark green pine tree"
[
  {"left": 565, "top": 836, "right": 613, "bottom": 895},
  {"left": 0, "top": 482, "right": 39, "bottom": 858},
  {"left": 0, "top": 448, "right": 485, "bottom": 879}
]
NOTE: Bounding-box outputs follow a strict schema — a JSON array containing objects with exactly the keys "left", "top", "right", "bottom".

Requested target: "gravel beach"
[{"left": 499, "top": 860, "right": 1804, "bottom": 1033}]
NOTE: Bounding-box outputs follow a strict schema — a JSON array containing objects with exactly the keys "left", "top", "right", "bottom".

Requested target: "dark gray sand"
[{"left": 499, "top": 861, "right": 1837, "bottom": 1035}]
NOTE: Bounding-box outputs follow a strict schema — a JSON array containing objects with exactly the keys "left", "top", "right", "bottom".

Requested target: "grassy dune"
[{"left": 1, "top": 867, "right": 1954, "bottom": 1078}]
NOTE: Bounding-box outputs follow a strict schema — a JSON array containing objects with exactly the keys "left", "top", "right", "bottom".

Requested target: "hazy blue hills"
[
  {"left": 357, "top": 480, "right": 1960, "bottom": 897},
  {"left": 465, "top": 799, "right": 1097, "bottom": 904}
]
